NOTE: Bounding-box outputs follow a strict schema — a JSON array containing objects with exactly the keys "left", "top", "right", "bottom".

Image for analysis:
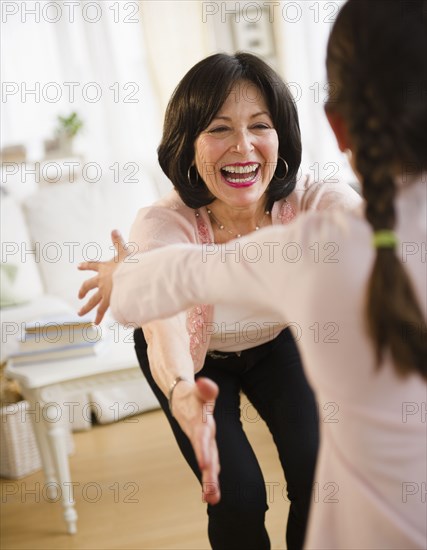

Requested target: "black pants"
[{"left": 134, "top": 327, "right": 319, "bottom": 550}]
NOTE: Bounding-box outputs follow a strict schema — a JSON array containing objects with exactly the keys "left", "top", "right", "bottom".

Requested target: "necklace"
[{"left": 206, "top": 207, "right": 270, "bottom": 239}]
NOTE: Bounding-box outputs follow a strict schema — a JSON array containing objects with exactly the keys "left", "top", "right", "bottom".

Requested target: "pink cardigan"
[{"left": 113, "top": 175, "right": 361, "bottom": 371}]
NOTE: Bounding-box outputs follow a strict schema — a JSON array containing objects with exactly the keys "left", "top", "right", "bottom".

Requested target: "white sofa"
[{"left": 1, "top": 163, "right": 163, "bottom": 429}]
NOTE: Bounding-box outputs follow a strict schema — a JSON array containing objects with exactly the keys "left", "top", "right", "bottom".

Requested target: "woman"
[{"left": 78, "top": 53, "right": 360, "bottom": 548}]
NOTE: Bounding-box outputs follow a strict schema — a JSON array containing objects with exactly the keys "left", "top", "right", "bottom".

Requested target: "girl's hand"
[{"left": 77, "top": 229, "right": 128, "bottom": 324}]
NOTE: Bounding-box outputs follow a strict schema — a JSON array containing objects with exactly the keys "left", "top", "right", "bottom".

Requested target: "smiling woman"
[
  {"left": 158, "top": 53, "right": 302, "bottom": 211},
  {"left": 193, "top": 80, "right": 278, "bottom": 239},
  {"left": 78, "top": 52, "right": 361, "bottom": 550}
]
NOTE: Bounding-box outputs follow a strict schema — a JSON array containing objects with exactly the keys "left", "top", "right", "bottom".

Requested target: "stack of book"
[{"left": 9, "top": 314, "right": 108, "bottom": 366}]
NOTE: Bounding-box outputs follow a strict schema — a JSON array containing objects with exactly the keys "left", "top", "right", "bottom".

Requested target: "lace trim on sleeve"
[
  {"left": 186, "top": 212, "right": 213, "bottom": 368},
  {"left": 279, "top": 199, "right": 296, "bottom": 224}
]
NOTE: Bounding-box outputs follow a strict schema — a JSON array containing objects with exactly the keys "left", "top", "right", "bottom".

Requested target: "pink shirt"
[
  {"left": 112, "top": 176, "right": 426, "bottom": 548},
  {"left": 114, "top": 175, "right": 361, "bottom": 370}
]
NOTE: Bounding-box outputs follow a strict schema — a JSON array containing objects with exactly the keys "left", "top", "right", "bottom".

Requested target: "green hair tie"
[{"left": 372, "top": 230, "right": 398, "bottom": 249}]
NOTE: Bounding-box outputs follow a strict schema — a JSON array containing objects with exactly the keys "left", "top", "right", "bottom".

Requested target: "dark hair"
[
  {"left": 157, "top": 52, "right": 302, "bottom": 209},
  {"left": 326, "top": 0, "right": 427, "bottom": 378}
]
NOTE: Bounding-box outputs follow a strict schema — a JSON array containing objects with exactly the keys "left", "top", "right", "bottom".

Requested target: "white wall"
[
  {"left": 1, "top": 0, "right": 163, "bottom": 191},
  {"left": 2, "top": 0, "right": 357, "bottom": 197},
  {"left": 199, "top": 0, "right": 355, "bottom": 184}
]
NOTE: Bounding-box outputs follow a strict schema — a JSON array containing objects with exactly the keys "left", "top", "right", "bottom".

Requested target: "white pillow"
[
  {"left": 0, "top": 196, "right": 44, "bottom": 301},
  {"left": 0, "top": 165, "right": 39, "bottom": 201},
  {"left": 23, "top": 177, "right": 160, "bottom": 309},
  {"left": 0, "top": 263, "right": 27, "bottom": 308}
]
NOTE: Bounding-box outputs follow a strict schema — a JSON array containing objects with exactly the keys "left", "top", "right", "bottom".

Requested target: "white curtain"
[
  {"left": 274, "top": 1, "right": 355, "bottom": 183},
  {"left": 187, "top": 0, "right": 356, "bottom": 185},
  {"left": 140, "top": 1, "right": 213, "bottom": 116},
  {"left": 1, "top": 0, "right": 162, "bottom": 175},
  {"left": 1, "top": 0, "right": 356, "bottom": 188}
]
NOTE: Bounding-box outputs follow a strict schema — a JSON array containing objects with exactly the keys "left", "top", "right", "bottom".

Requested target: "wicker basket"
[
  {"left": 0, "top": 400, "right": 74, "bottom": 479},
  {"left": 0, "top": 401, "right": 41, "bottom": 478}
]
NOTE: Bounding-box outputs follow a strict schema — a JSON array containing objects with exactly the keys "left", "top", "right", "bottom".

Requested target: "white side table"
[{"left": 5, "top": 340, "right": 143, "bottom": 535}]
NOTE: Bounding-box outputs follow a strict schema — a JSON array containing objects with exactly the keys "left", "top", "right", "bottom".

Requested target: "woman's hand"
[
  {"left": 77, "top": 229, "right": 128, "bottom": 324},
  {"left": 172, "top": 377, "right": 221, "bottom": 505}
]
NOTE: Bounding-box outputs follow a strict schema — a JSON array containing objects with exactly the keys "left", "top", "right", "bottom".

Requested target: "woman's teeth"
[
  {"left": 222, "top": 163, "right": 258, "bottom": 174},
  {"left": 221, "top": 164, "right": 259, "bottom": 183}
]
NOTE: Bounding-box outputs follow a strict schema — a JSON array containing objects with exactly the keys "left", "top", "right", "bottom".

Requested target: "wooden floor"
[{"left": 1, "top": 400, "right": 289, "bottom": 549}]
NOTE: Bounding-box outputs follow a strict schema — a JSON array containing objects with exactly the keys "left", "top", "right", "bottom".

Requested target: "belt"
[
  {"left": 206, "top": 329, "right": 289, "bottom": 362},
  {"left": 206, "top": 350, "right": 242, "bottom": 360}
]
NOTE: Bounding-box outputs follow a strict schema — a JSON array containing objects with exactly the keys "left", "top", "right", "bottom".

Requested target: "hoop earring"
[
  {"left": 274, "top": 157, "right": 289, "bottom": 181},
  {"left": 187, "top": 165, "right": 200, "bottom": 187},
  {"left": 345, "top": 148, "right": 353, "bottom": 162}
]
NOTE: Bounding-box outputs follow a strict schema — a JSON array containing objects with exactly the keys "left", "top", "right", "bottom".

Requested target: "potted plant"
[
  {"left": 57, "top": 112, "right": 84, "bottom": 156},
  {"left": 44, "top": 112, "right": 84, "bottom": 158}
]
